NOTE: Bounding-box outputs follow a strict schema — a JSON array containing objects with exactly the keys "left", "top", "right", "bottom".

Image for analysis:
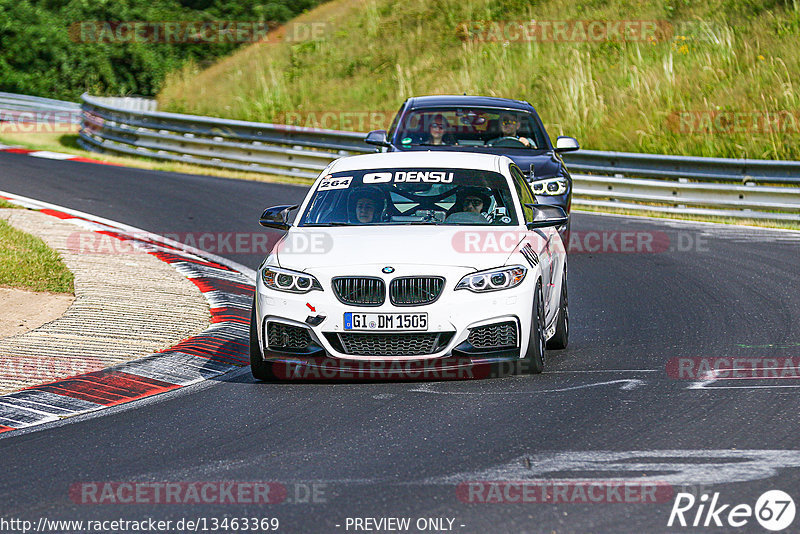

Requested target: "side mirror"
[
  {"left": 365, "top": 130, "right": 391, "bottom": 147},
  {"left": 259, "top": 205, "right": 298, "bottom": 231},
  {"left": 554, "top": 136, "right": 580, "bottom": 153},
  {"left": 524, "top": 204, "right": 569, "bottom": 229}
]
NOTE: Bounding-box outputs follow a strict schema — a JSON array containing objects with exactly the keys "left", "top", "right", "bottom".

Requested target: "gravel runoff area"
[{"left": 0, "top": 208, "right": 211, "bottom": 394}]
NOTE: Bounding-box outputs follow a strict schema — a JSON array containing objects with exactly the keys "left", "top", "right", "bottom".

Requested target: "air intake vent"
[
  {"left": 332, "top": 277, "right": 385, "bottom": 306},
  {"left": 267, "top": 322, "right": 312, "bottom": 350},
  {"left": 389, "top": 276, "right": 445, "bottom": 306},
  {"left": 468, "top": 321, "right": 518, "bottom": 349},
  {"left": 338, "top": 332, "right": 442, "bottom": 356}
]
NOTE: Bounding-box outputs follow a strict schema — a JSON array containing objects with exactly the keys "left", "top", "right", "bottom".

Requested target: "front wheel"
[
  {"left": 250, "top": 296, "right": 276, "bottom": 381},
  {"left": 523, "top": 281, "right": 546, "bottom": 374},
  {"left": 546, "top": 268, "right": 569, "bottom": 350}
]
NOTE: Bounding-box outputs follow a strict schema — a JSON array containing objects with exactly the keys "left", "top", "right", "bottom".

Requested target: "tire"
[
  {"left": 250, "top": 297, "right": 276, "bottom": 381},
  {"left": 523, "top": 281, "right": 546, "bottom": 374},
  {"left": 546, "top": 268, "right": 569, "bottom": 350}
]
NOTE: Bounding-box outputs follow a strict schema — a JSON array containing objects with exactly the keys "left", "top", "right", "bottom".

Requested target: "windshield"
[
  {"left": 394, "top": 107, "right": 548, "bottom": 150},
  {"left": 299, "top": 168, "right": 519, "bottom": 227}
]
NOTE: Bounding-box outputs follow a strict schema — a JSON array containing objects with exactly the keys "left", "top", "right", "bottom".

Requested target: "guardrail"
[
  {"left": 78, "top": 93, "right": 370, "bottom": 179},
  {"left": 0, "top": 91, "right": 81, "bottom": 124},
  {"left": 5, "top": 92, "right": 798, "bottom": 221},
  {"left": 564, "top": 149, "right": 800, "bottom": 185}
]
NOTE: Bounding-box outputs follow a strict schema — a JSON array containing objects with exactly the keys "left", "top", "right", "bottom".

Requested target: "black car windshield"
[
  {"left": 299, "top": 168, "right": 519, "bottom": 227},
  {"left": 394, "top": 108, "right": 548, "bottom": 150}
]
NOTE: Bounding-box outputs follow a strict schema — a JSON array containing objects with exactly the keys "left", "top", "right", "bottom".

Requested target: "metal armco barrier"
[
  {"left": 0, "top": 91, "right": 81, "bottom": 124},
  {"left": 78, "top": 93, "right": 370, "bottom": 179},
  {"left": 5, "top": 92, "right": 799, "bottom": 221}
]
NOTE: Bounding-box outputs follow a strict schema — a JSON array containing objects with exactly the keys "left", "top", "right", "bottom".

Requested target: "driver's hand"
[{"left": 519, "top": 137, "right": 531, "bottom": 147}]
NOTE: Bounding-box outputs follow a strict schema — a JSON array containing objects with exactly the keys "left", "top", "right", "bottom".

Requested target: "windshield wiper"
[{"left": 301, "top": 222, "right": 350, "bottom": 227}]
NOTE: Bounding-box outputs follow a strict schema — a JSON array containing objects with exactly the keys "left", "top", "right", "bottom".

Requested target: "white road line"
[
  {"left": 549, "top": 369, "right": 660, "bottom": 374},
  {"left": 409, "top": 379, "right": 645, "bottom": 395},
  {"left": 28, "top": 150, "right": 75, "bottom": 160},
  {"left": 689, "top": 366, "right": 800, "bottom": 390},
  {"left": 428, "top": 450, "right": 800, "bottom": 486}
]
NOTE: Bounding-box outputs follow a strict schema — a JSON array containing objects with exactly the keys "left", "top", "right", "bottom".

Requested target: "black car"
[{"left": 365, "top": 95, "right": 579, "bottom": 229}]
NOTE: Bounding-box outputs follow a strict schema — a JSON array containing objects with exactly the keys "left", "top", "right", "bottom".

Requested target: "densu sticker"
[{"left": 363, "top": 171, "right": 454, "bottom": 184}]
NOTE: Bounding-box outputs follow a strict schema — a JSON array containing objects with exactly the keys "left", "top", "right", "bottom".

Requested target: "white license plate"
[{"left": 343, "top": 312, "right": 428, "bottom": 331}]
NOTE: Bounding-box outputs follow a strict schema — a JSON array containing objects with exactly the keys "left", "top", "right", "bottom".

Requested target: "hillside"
[{"left": 157, "top": 0, "right": 800, "bottom": 160}]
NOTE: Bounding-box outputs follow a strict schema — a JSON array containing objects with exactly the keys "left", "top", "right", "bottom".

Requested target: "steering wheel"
[{"left": 487, "top": 136, "right": 527, "bottom": 148}]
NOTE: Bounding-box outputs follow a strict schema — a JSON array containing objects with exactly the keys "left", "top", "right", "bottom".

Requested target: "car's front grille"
[
  {"left": 267, "top": 321, "right": 312, "bottom": 350},
  {"left": 337, "top": 333, "right": 442, "bottom": 356},
  {"left": 332, "top": 277, "right": 385, "bottom": 306},
  {"left": 389, "top": 276, "right": 445, "bottom": 306},
  {"left": 468, "top": 321, "right": 518, "bottom": 349}
]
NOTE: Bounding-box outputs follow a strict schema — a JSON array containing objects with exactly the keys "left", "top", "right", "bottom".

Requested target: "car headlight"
[
  {"left": 261, "top": 266, "right": 322, "bottom": 293},
  {"left": 455, "top": 265, "right": 527, "bottom": 293},
  {"left": 530, "top": 176, "right": 568, "bottom": 196}
]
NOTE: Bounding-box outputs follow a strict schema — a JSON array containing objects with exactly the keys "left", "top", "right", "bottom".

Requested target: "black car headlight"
[
  {"left": 530, "top": 176, "right": 568, "bottom": 196},
  {"left": 261, "top": 266, "right": 322, "bottom": 294},
  {"left": 455, "top": 266, "right": 527, "bottom": 293}
]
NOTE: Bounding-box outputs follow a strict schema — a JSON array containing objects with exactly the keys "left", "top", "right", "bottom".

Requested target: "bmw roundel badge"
[{"left": 382, "top": 266, "right": 395, "bottom": 274}]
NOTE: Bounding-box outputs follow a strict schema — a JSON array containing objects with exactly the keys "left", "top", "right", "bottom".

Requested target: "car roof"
[
  {"left": 406, "top": 95, "right": 533, "bottom": 111},
  {"left": 327, "top": 151, "right": 511, "bottom": 174}
]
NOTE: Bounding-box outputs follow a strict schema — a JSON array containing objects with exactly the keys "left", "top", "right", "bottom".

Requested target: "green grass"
[
  {"left": 0, "top": 218, "right": 74, "bottom": 293},
  {"left": 0, "top": 199, "right": 19, "bottom": 209},
  {"left": 157, "top": 0, "right": 800, "bottom": 161}
]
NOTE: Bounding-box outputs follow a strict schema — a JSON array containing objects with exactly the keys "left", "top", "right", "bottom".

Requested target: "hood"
[
  {"left": 505, "top": 152, "right": 563, "bottom": 178},
  {"left": 274, "top": 226, "right": 526, "bottom": 272}
]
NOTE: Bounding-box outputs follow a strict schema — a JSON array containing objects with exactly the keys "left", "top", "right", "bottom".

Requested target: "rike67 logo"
[{"left": 668, "top": 490, "right": 795, "bottom": 531}]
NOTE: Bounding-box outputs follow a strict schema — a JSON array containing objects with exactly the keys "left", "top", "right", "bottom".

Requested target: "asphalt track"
[{"left": 1, "top": 152, "right": 800, "bottom": 533}]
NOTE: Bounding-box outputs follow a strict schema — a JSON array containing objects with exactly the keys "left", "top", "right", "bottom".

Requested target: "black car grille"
[
  {"left": 332, "top": 277, "right": 385, "bottom": 306},
  {"left": 468, "top": 321, "right": 518, "bottom": 349},
  {"left": 389, "top": 277, "right": 445, "bottom": 306},
  {"left": 267, "top": 321, "right": 312, "bottom": 350},
  {"left": 337, "top": 333, "right": 442, "bottom": 356}
]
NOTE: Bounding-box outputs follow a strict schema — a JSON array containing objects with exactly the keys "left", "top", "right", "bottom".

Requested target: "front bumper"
[{"left": 254, "top": 267, "right": 536, "bottom": 371}]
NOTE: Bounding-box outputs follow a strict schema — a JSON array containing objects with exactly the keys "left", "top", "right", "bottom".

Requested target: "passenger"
[{"left": 423, "top": 114, "right": 458, "bottom": 146}]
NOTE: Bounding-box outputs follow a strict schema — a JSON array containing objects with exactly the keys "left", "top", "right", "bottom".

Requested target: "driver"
[
  {"left": 488, "top": 113, "right": 534, "bottom": 147},
  {"left": 453, "top": 186, "right": 491, "bottom": 216},
  {"left": 348, "top": 186, "right": 386, "bottom": 223}
]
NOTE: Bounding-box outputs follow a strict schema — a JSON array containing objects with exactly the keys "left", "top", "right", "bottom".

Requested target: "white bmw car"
[{"left": 250, "top": 151, "right": 568, "bottom": 379}]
